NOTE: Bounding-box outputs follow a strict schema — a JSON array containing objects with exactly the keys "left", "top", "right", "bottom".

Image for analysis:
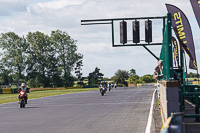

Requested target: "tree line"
[
  {"left": 186, "top": 72, "right": 199, "bottom": 78},
  {"left": 87, "top": 68, "right": 156, "bottom": 86},
  {"left": 111, "top": 69, "right": 155, "bottom": 86},
  {"left": 0, "top": 30, "right": 82, "bottom": 87}
]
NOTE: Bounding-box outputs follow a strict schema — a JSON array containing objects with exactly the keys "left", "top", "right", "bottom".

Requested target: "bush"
[
  {"left": 139, "top": 74, "right": 155, "bottom": 83},
  {"left": 27, "top": 77, "right": 41, "bottom": 88}
]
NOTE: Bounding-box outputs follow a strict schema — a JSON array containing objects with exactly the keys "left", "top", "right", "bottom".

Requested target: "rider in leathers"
[{"left": 18, "top": 83, "right": 29, "bottom": 104}]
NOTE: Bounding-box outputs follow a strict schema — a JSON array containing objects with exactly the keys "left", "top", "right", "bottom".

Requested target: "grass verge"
[{"left": 0, "top": 88, "right": 98, "bottom": 104}]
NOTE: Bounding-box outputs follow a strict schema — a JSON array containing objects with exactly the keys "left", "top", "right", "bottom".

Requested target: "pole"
[
  {"left": 143, "top": 46, "right": 159, "bottom": 60},
  {"left": 184, "top": 53, "right": 188, "bottom": 84},
  {"left": 197, "top": 69, "right": 199, "bottom": 85},
  {"left": 111, "top": 20, "right": 114, "bottom": 47}
]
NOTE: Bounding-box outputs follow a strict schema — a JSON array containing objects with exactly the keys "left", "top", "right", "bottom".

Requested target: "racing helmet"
[{"left": 21, "top": 83, "right": 26, "bottom": 87}]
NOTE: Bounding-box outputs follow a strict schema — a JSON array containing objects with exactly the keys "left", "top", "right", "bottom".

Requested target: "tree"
[
  {"left": 0, "top": 32, "right": 27, "bottom": 81},
  {"left": 88, "top": 67, "right": 104, "bottom": 86},
  {"left": 0, "top": 66, "right": 12, "bottom": 85},
  {"left": 103, "top": 77, "right": 110, "bottom": 81},
  {"left": 0, "top": 30, "right": 83, "bottom": 87},
  {"left": 75, "top": 60, "right": 84, "bottom": 86},
  {"left": 128, "top": 69, "right": 141, "bottom": 85},
  {"left": 51, "top": 30, "right": 83, "bottom": 87},
  {"left": 187, "top": 72, "right": 198, "bottom": 78},
  {"left": 139, "top": 74, "right": 155, "bottom": 83},
  {"left": 112, "top": 69, "right": 129, "bottom": 86},
  {"left": 26, "top": 31, "right": 52, "bottom": 87},
  {"left": 128, "top": 75, "right": 140, "bottom": 85},
  {"left": 129, "top": 69, "right": 136, "bottom": 76},
  {"left": 27, "top": 76, "right": 41, "bottom": 88}
]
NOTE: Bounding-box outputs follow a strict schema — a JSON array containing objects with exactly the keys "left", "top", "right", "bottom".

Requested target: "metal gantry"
[
  {"left": 81, "top": 16, "right": 167, "bottom": 61},
  {"left": 81, "top": 13, "right": 200, "bottom": 121}
]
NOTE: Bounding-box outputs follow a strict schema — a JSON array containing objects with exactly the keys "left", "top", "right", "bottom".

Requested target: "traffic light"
[
  {"left": 132, "top": 20, "right": 140, "bottom": 43},
  {"left": 120, "top": 20, "right": 127, "bottom": 44},
  {"left": 145, "top": 20, "right": 152, "bottom": 43}
]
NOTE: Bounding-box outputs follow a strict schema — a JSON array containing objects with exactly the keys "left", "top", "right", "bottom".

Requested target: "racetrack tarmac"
[{"left": 0, "top": 86, "right": 155, "bottom": 133}]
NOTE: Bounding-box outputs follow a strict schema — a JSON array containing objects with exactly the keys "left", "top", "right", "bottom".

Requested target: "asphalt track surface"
[{"left": 0, "top": 86, "right": 155, "bottom": 133}]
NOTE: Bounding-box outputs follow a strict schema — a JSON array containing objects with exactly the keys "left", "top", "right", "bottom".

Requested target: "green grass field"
[{"left": 0, "top": 88, "right": 98, "bottom": 104}]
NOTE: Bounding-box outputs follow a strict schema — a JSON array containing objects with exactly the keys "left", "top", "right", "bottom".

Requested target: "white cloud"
[
  {"left": 30, "top": 0, "right": 85, "bottom": 10},
  {"left": 0, "top": 0, "right": 28, "bottom": 16}
]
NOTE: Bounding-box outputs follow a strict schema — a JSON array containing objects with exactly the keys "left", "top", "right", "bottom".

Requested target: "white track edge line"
[{"left": 145, "top": 89, "right": 157, "bottom": 133}]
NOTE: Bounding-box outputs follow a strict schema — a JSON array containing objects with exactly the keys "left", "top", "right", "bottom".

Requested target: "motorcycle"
[
  {"left": 108, "top": 84, "right": 111, "bottom": 91},
  {"left": 99, "top": 87, "right": 106, "bottom": 96},
  {"left": 115, "top": 84, "right": 117, "bottom": 88},
  {"left": 19, "top": 91, "right": 26, "bottom": 108},
  {"left": 111, "top": 84, "right": 114, "bottom": 89}
]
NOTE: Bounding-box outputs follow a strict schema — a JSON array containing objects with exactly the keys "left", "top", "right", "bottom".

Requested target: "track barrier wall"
[
  {"left": 0, "top": 87, "right": 91, "bottom": 94},
  {"left": 2, "top": 88, "right": 12, "bottom": 94},
  {"left": 159, "top": 80, "right": 179, "bottom": 122},
  {"left": 0, "top": 88, "right": 19, "bottom": 94}
]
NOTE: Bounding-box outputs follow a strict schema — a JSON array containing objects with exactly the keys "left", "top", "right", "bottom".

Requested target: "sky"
[{"left": 0, "top": 0, "right": 199, "bottom": 78}]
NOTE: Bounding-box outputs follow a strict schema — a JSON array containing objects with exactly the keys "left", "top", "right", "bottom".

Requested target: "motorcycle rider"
[
  {"left": 103, "top": 81, "right": 107, "bottom": 91},
  {"left": 108, "top": 82, "right": 111, "bottom": 91},
  {"left": 115, "top": 82, "right": 118, "bottom": 88},
  {"left": 108, "top": 82, "right": 111, "bottom": 87},
  {"left": 18, "top": 83, "right": 29, "bottom": 104},
  {"left": 99, "top": 81, "right": 103, "bottom": 92},
  {"left": 111, "top": 82, "right": 114, "bottom": 88}
]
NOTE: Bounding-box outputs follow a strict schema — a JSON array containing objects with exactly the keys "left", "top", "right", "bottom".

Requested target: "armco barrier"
[
  {"left": 193, "top": 81, "right": 200, "bottom": 85},
  {"left": 160, "top": 112, "right": 184, "bottom": 133},
  {"left": 67, "top": 86, "right": 83, "bottom": 89},
  {"left": 30, "top": 87, "right": 66, "bottom": 91},
  {"left": 2, "top": 88, "right": 12, "bottom": 94},
  {"left": 128, "top": 83, "right": 136, "bottom": 87},
  {"left": 137, "top": 84, "right": 142, "bottom": 86},
  {"left": 83, "top": 86, "right": 98, "bottom": 88},
  {"left": 0, "top": 88, "right": 18, "bottom": 94},
  {"left": 129, "top": 83, "right": 156, "bottom": 87}
]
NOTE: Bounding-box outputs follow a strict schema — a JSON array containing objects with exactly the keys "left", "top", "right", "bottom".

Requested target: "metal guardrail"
[
  {"left": 161, "top": 116, "right": 173, "bottom": 132},
  {"left": 0, "top": 88, "right": 19, "bottom": 94},
  {"left": 160, "top": 112, "right": 184, "bottom": 133},
  {"left": 179, "top": 85, "right": 200, "bottom": 121}
]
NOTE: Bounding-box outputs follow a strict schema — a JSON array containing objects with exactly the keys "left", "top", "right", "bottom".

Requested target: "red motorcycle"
[{"left": 19, "top": 91, "right": 26, "bottom": 108}]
